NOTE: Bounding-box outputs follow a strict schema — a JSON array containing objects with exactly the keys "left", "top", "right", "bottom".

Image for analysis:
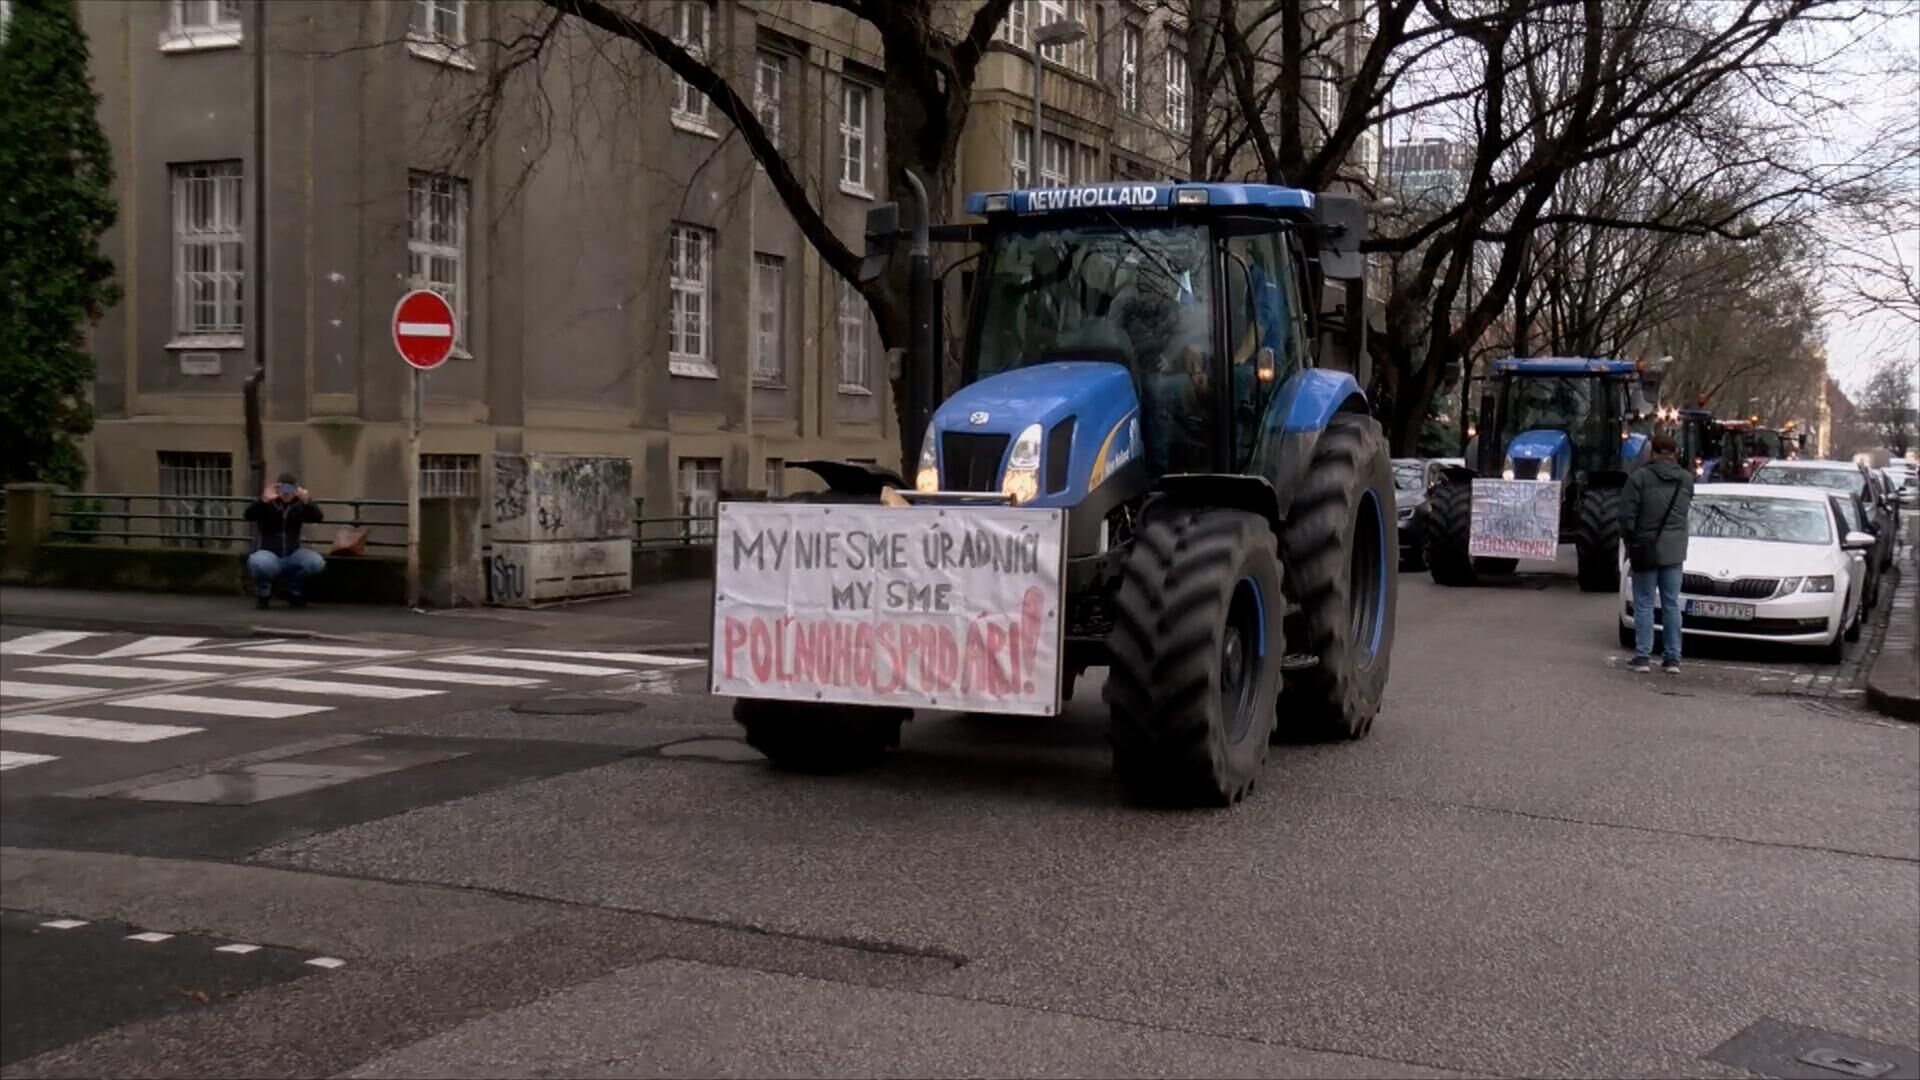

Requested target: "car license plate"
[{"left": 1686, "top": 599, "right": 1753, "bottom": 620}]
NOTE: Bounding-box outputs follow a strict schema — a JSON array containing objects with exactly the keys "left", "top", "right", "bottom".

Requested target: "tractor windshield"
[
  {"left": 972, "top": 222, "right": 1218, "bottom": 473},
  {"left": 1495, "top": 375, "right": 1599, "bottom": 441},
  {"left": 973, "top": 222, "right": 1214, "bottom": 379}
]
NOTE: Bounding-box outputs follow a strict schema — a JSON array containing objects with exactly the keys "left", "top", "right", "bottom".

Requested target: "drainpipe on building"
[{"left": 243, "top": 0, "right": 269, "bottom": 496}]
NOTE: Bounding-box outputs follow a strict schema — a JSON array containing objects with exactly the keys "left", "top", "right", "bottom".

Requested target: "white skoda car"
[{"left": 1617, "top": 484, "right": 1873, "bottom": 662}]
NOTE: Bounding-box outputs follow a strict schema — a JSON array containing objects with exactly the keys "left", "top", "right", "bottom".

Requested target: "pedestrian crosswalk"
[{"left": 0, "top": 629, "right": 708, "bottom": 772}]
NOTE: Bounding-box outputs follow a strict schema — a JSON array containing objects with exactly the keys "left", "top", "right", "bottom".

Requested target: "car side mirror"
[{"left": 1842, "top": 531, "right": 1876, "bottom": 551}]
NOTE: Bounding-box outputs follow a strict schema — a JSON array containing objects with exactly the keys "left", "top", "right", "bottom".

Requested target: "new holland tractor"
[
  {"left": 721, "top": 180, "right": 1397, "bottom": 807},
  {"left": 1424, "top": 357, "right": 1657, "bottom": 591}
]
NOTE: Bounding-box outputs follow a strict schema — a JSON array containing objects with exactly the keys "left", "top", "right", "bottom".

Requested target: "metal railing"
[{"left": 46, "top": 493, "right": 408, "bottom": 553}]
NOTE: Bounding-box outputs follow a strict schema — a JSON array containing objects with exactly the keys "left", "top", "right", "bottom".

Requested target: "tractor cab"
[{"left": 1674, "top": 407, "right": 1722, "bottom": 479}]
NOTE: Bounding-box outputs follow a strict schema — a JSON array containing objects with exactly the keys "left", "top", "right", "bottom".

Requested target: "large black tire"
[
  {"left": 1105, "top": 505, "right": 1284, "bottom": 807},
  {"left": 1574, "top": 487, "right": 1622, "bottom": 593},
  {"left": 1278, "top": 414, "right": 1398, "bottom": 741},
  {"left": 1844, "top": 598, "right": 1864, "bottom": 642},
  {"left": 1425, "top": 478, "right": 1477, "bottom": 586},
  {"left": 736, "top": 699, "right": 906, "bottom": 773}
]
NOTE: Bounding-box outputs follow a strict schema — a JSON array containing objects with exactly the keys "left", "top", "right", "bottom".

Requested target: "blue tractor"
[
  {"left": 1424, "top": 357, "right": 1657, "bottom": 592},
  {"left": 734, "top": 180, "right": 1396, "bottom": 807}
]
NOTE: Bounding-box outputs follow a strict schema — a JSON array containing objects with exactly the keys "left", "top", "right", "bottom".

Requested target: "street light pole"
[{"left": 1031, "top": 20, "right": 1087, "bottom": 184}]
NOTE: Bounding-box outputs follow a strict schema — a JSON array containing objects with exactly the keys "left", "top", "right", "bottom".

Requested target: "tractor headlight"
[
  {"left": 1501, "top": 455, "right": 1515, "bottom": 481},
  {"left": 1800, "top": 575, "right": 1835, "bottom": 593},
  {"left": 1536, "top": 459, "right": 1553, "bottom": 482},
  {"left": 915, "top": 425, "right": 938, "bottom": 493},
  {"left": 1001, "top": 423, "right": 1043, "bottom": 505}
]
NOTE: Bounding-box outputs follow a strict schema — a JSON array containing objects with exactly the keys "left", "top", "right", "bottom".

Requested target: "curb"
[
  {"left": 1864, "top": 548, "right": 1918, "bottom": 724},
  {"left": 1, "top": 613, "right": 329, "bottom": 641}
]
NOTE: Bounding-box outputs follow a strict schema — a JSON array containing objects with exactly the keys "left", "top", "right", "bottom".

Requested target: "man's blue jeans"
[
  {"left": 1632, "top": 564, "right": 1684, "bottom": 661},
  {"left": 247, "top": 548, "right": 326, "bottom": 598}
]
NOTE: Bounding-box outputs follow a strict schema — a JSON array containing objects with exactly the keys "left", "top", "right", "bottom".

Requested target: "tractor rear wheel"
[
  {"left": 1105, "top": 505, "right": 1283, "bottom": 807},
  {"left": 736, "top": 699, "right": 906, "bottom": 773},
  {"left": 1574, "top": 487, "right": 1622, "bottom": 592},
  {"left": 1278, "top": 414, "right": 1398, "bottom": 741},
  {"left": 1425, "top": 479, "right": 1476, "bottom": 586}
]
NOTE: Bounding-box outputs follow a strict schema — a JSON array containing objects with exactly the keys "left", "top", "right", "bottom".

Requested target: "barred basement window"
[
  {"left": 420, "top": 454, "right": 479, "bottom": 497},
  {"left": 678, "top": 458, "right": 721, "bottom": 541},
  {"left": 158, "top": 451, "right": 235, "bottom": 548}
]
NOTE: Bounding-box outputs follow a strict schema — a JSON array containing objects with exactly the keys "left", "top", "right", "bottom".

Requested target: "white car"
[{"left": 1616, "top": 483, "right": 1874, "bottom": 663}]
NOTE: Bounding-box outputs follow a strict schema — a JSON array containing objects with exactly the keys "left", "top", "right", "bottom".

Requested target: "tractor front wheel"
[
  {"left": 1105, "top": 505, "right": 1284, "bottom": 807},
  {"left": 1425, "top": 479, "right": 1476, "bottom": 586},
  {"left": 1574, "top": 487, "right": 1622, "bottom": 593},
  {"left": 736, "top": 699, "right": 906, "bottom": 773},
  {"left": 1278, "top": 414, "right": 1398, "bottom": 741}
]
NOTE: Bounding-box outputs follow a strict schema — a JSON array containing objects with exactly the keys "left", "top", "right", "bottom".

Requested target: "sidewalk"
[
  {"left": 0, "top": 579, "right": 716, "bottom": 654},
  {"left": 1865, "top": 530, "right": 1918, "bottom": 723}
]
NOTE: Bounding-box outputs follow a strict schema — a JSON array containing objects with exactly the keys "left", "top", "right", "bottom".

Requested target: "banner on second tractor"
[{"left": 1469, "top": 479, "right": 1562, "bottom": 561}]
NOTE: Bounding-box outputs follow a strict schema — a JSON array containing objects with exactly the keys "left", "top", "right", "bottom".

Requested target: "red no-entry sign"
[{"left": 392, "top": 289, "right": 457, "bottom": 370}]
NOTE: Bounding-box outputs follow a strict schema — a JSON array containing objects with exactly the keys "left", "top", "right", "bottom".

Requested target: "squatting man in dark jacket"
[
  {"left": 1618, "top": 433, "right": 1693, "bottom": 674},
  {"left": 244, "top": 472, "right": 326, "bottom": 609}
]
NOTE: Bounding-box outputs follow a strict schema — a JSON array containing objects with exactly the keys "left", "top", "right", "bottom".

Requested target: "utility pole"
[{"left": 242, "top": 0, "right": 269, "bottom": 495}]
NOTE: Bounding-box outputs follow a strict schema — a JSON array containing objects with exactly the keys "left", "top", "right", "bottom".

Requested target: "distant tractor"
[
  {"left": 717, "top": 180, "right": 1397, "bottom": 808},
  {"left": 1674, "top": 407, "right": 1725, "bottom": 480},
  {"left": 1710, "top": 419, "right": 1788, "bottom": 482},
  {"left": 1424, "top": 357, "right": 1657, "bottom": 592}
]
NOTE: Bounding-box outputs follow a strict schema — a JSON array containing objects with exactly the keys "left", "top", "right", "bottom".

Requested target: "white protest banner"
[
  {"left": 710, "top": 502, "right": 1067, "bottom": 716},
  {"left": 1468, "top": 478, "right": 1562, "bottom": 560}
]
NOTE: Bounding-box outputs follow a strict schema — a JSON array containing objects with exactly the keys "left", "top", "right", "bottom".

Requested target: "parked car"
[
  {"left": 1619, "top": 484, "right": 1872, "bottom": 663},
  {"left": 1888, "top": 463, "right": 1919, "bottom": 507},
  {"left": 1392, "top": 458, "right": 1443, "bottom": 570},
  {"left": 1749, "top": 459, "right": 1895, "bottom": 573}
]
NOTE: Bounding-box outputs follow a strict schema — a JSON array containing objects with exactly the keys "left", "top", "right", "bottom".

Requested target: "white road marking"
[
  {"left": 0, "top": 681, "right": 98, "bottom": 701},
  {"left": 104, "top": 694, "right": 331, "bottom": 719},
  {"left": 336, "top": 665, "right": 545, "bottom": 687},
  {"left": 0, "top": 631, "right": 98, "bottom": 656},
  {"left": 504, "top": 648, "right": 706, "bottom": 668},
  {"left": 1, "top": 714, "right": 203, "bottom": 743},
  {"left": 305, "top": 956, "right": 347, "bottom": 969},
  {"left": 240, "top": 643, "right": 408, "bottom": 659},
  {"left": 40, "top": 919, "right": 88, "bottom": 930},
  {"left": 0, "top": 751, "right": 59, "bottom": 770},
  {"left": 95, "top": 636, "right": 206, "bottom": 658},
  {"left": 214, "top": 943, "right": 262, "bottom": 954},
  {"left": 140, "top": 653, "right": 319, "bottom": 669},
  {"left": 235, "top": 676, "right": 446, "bottom": 700},
  {"left": 127, "top": 931, "right": 174, "bottom": 943},
  {"left": 426, "top": 655, "right": 628, "bottom": 677},
  {"left": 21, "top": 662, "right": 207, "bottom": 682}
]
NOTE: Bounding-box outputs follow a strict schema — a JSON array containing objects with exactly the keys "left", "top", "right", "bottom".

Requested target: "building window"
[
  {"left": 1040, "top": 133, "right": 1071, "bottom": 189},
  {"left": 170, "top": 161, "right": 245, "bottom": 343},
  {"left": 765, "top": 459, "right": 784, "bottom": 498},
  {"left": 159, "top": 451, "right": 235, "bottom": 548},
  {"left": 1120, "top": 24, "right": 1140, "bottom": 113},
  {"left": 837, "top": 280, "right": 870, "bottom": 393},
  {"left": 409, "top": 0, "right": 464, "bottom": 45},
  {"left": 1165, "top": 47, "right": 1189, "bottom": 132},
  {"left": 1010, "top": 124, "right": 1032, "bottom": 188},
  {"left": 1318, "top": 59, "right": 1344, "bottom": 136},
  {"left": 678, "top": 458, "right": 721, "bottom": 541},
  {"left": 755, "top": 52, "right": 785, "bottom": 149},
  {"left": 419, "top": 453, "right": 480, "bottom": 497},
  {"left": 669, "top": 2, "right": 711, "bottom": 133},
  {"left": 1078, "top": 144, "right": 1100, "bottom": 183},
  {"left": 840, "top": 80, "right": 872, "bottom": 195},
  {"left": 161, "top": 0, "right": 241, "bottom": 51},
  {"left": 668, "top": 224, "right": 714, "bottom": 378},
  {"left": 407, "top": 171, "right": 469, "bottom": 352},
  {"left": 998, "top": 0, "right": 1029, "bottom": 50},
  {"left": 1037, "top": 0, "right": 1090, "bottom": 74},
  {"left": 753, "top": 253, "right": 785, "bottom": 385}
]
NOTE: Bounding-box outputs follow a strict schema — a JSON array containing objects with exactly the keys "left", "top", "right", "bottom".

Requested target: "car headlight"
[
  {"left": 1001, "top": 423, "right": 1042, "bottom": 505},
  {"left": 914, "top": 424, "right": 938, "bottom": 493},
  {"left": 1800, "top": 575, "right": 1835, "bottom": 593}
]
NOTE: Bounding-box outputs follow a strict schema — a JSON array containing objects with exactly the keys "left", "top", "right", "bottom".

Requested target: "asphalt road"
[{"left": 1, "top": 550, "right": 1915, "bottom": 1079}]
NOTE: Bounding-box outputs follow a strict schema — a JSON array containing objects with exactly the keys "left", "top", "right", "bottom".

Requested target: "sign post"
[{"left": 392, "top": 289, "right": 458, "bottom": 607}]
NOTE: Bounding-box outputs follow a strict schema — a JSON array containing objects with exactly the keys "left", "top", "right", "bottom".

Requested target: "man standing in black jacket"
[
  {"left": 1617, "top": 434, "right": 1693, "bottom": 674},
  {"left": 243, "top": 472, "right": 326, "bottom": 609}
]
